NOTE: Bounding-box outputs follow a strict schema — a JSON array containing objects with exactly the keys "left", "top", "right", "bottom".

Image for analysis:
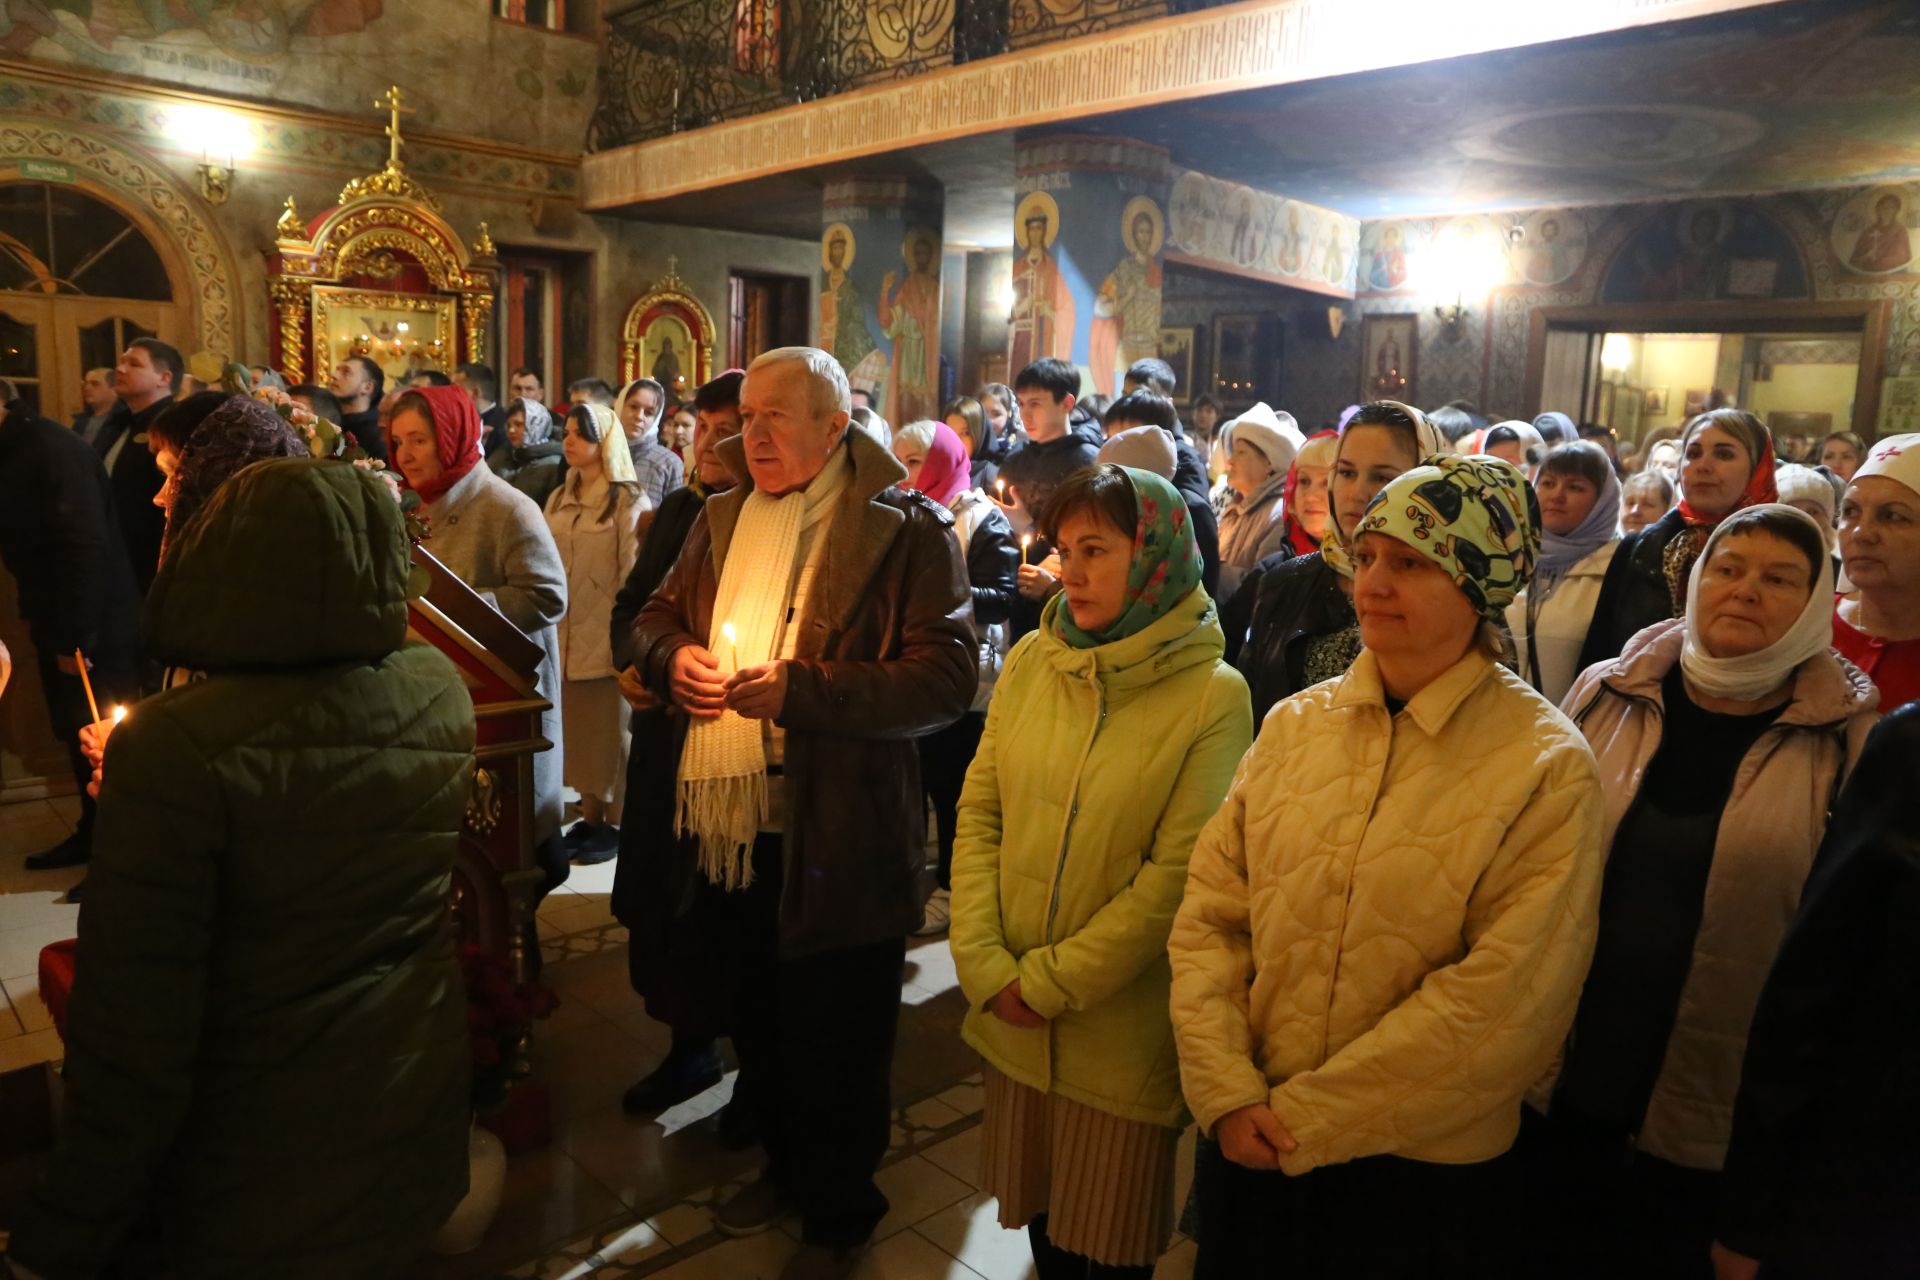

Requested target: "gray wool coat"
[{"left": 423, "top": 461, "right": 569, "bottom": 845}]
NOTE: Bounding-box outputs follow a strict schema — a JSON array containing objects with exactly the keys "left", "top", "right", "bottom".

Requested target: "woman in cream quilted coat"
[
  {"left": 1170, "top": 455, "right": 1606, "bottom": 1279},
  {"left": 951, "top": 464, "right": 1251, "bottom": 1278}
]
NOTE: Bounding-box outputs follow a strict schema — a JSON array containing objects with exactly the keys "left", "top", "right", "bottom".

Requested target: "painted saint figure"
[
  {"left": 1090, "top": 201, "right": 1165, "bottom": 397},
  {"left": 1849, "top": 193, "right": 1913, "bottom": 274},
  {"left": 820, "top": 224, "right": 876, "bottom": 373},
  {"left": 878, "top": 231, "right": 943, "bottom": 425},
  {"left": 651, "top": 337, "right": 684, "bottom": 395},
  {"left": 1009, "top": 197, "right": 1075, "bottom": 371},
  {"left": 1368, "top": 224, "right": 1408, "bottom": 290}
]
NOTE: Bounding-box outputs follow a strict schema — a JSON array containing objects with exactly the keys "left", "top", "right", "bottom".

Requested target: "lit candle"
[
  {"left": 111, "top": 705, "right": 127, "bottom": 725},
  {"left": 717, "top": 621, "right": 738, "bottom": 674},
  {"left": 995, "top": 478, "right": 1007, "bottom": 503},
  {"left": 1020, "top": 534, "right": 1033, "bottom": 566}
]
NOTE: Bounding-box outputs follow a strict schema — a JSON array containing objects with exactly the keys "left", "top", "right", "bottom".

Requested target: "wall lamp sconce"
[
  {"left": 169, "top": 106, "right": 249, "bottom": 206},
  {"left": 198, "top": 149, "right": 233, "bottom": 205},
  {"left": 1433, "top": 298, "right": 1466, "bottom": 333}
]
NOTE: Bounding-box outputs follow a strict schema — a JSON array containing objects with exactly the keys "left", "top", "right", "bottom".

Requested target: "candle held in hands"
[
  {"left": 717, "top": 621, "right": 738, "bottom": 674},
  {"left": 1020, "top": 534, "right": 1033, "bottom": 566}
]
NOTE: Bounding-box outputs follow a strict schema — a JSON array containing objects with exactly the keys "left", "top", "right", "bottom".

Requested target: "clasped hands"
[
  {"left": 668, "top": 644, "right": 788, "bottom": 721},
  {"left": 1216, "top": 1102, "right": 1298, "bottom": 1171}
]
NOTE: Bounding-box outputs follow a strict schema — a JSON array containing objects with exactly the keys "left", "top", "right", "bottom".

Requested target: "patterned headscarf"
[
  {"left": 1052, "top": 466, "right": 1204, "bottom": 649},
  {"left": 1319, "top": 400, "right": 1449, "bottom": 579},
  {"left": 163, "top": 394, "right": 306, "bottom": 559},
  {"left": 1341, "top": 453, "right": 1542, "bottom": 622},
  {"left": 517, "top": 397, "right": 554, "bottom": 446}
]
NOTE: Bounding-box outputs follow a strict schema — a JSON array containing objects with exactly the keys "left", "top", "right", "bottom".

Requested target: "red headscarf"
[
  {"left": 913, "top": 421, "right": 971, "bottom": 509},
  {"left": 1281, "top": 429, "right": 1339, "bottom": 557},
  {"left": 1675, "top": 410, "right": 1778, "bottom": 527},
  {"left": 393, "top": 384, "right": 484, "bottom": 506}
]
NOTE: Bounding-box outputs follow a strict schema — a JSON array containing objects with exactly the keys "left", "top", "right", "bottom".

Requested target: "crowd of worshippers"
[{"left": 0, "top": 334, "right": 1916, "bottom": 1280}]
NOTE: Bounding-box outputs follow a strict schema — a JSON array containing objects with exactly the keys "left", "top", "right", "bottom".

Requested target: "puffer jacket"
[
  {"left": 487, "top": 441, "right": 565, "bottom": 510},
  {"left": 8, "top": 459, "right": 473, "bottom": 1280},
  {"left": 1576, "top": 505, "right": 1688, "bottom": 672},
  {"left": 951, "top": 588, "right": 1251, "bottom": 1128},
  {"left": 1547, "top": 618, "right": 1878, "bottom": 1170},
  {"left": 545, "top": 477, "right": 642, "bottom": 680},
  {"left": 1170, "top": 648, "right": 1605, "bottom": 1173}
]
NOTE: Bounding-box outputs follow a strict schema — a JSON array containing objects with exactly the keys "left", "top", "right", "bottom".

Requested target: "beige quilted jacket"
[{"left": 1169, "top": 648, "right": 1606, "bottom": 1174}]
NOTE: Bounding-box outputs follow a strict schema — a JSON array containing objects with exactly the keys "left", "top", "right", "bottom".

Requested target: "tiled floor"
[
  {"left": 1, "top": 801, "right": 1198, "bottom": 1279},
  {"left": 0, "top": 797, "right": 84, "bottom": 1076}
]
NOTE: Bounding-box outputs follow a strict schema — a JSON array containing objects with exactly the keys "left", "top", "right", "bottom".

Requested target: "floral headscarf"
[
  {"left": 163, "top": 394, "right": 307, "bottom": 559},
  {"left": 393, "top": 385, "right": 484, "bottom": 505},
  {"left": 1341, "top": 453, "right": 1542, "bottom": 623},
  {"left": 1052, "top": 466, "right": 1203, "bottom": 649}
]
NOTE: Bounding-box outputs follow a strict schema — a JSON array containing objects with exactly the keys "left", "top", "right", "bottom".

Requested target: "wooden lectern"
[{"left": 405, "top": 545, "right": 552, "bottom": 984}]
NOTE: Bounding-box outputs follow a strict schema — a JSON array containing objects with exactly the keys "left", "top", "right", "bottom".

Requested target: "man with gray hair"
[{"left": 629, "top": 346, "right": 975, "bottom": 1279}]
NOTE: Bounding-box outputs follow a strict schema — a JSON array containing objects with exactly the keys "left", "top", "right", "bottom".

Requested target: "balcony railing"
[{"left": 589, "top": 0, "right": 1189, "bottom": 149}]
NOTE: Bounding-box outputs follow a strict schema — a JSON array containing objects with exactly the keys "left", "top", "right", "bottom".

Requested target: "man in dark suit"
[
  {"left": 70, "top": 367, "right": 117, "bottom": 447},
  {"left": 0, "top": 378, "right": 141, "bottom": 875},
  {"left": 94, "top": 338, "right": 180, "bottom": 595},
  {"left": 457, "top": 362, "right": 508, "bottom": 455}
]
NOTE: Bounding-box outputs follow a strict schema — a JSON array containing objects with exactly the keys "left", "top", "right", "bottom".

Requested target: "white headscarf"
[
  {"left": 1851, "top": 432, "right": 1920, "bottom": 498},
  {"left": 1680, "top": 503, "right": 1837, "bottom": 701}
]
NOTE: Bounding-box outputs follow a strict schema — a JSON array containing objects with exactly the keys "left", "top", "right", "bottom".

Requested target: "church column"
[
  {"left": 819, "top": 179, "right": 945, "bottom": 426},
  {"left": 1009, "top": 136, "right": 1170, "bottom": 398}
]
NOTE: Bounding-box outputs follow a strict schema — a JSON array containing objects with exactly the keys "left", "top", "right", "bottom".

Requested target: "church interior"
[{"left": 2, "top": 0, "right": 1919, "bottom": 1276}]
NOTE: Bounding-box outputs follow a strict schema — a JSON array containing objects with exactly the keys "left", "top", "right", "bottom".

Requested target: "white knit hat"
[
  {"left": 1223, "top": 402, "right": 1304, "bottom": 475},
  {"left": 1774, "top": 463, "right": 1837, "bottom": 552},
  {"left": 1097, "top": 425, "right": 1177, "bottom": 479}
]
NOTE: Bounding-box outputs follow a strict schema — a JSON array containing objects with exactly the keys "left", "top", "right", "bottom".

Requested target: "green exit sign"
[{"left": 21, "top": 159, "right": 75, "bottom": 183}]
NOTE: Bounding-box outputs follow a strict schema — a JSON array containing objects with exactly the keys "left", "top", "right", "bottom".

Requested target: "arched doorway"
[{"left": 0, "top": 180, "right": 193, "bottom": 421}]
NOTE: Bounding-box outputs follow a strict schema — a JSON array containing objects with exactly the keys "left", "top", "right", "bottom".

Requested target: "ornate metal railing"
[{"left": 589, "top": 0, "right": 1192, "bottom": 149}]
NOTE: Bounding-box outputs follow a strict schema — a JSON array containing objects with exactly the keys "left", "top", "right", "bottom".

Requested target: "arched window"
[{"left": 0, "top": 182, "right": 173, "bottom": 301}]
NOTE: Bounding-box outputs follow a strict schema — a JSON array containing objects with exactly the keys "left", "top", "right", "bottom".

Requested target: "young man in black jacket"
[
  {"left": 0, "top": 379, "right": 141, "bottom": 874},
  {"left": 94, "top": 338, "right": 179, "bottom": 594},
  {"left": 993, "top": 358, "right": 1099, "bottom": 640}
]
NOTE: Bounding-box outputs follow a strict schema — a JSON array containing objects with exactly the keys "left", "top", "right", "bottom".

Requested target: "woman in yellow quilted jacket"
[
  {"left": 1169, "top": 455, "right": 1606, "bottom": 1279},
  {"left": 950, "top": 464, "right": 1252, "bottom": 1278}
]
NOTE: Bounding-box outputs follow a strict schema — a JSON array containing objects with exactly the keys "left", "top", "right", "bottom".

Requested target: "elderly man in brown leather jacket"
[{"left": 628, "top": 346, "right": 975, "bottom": 1280}]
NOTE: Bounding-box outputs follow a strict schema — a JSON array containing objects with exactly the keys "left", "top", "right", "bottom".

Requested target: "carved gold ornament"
[
  {"left": 466, "top": 766, "right": 503, "bottom": 835},
  {"left": 276, "top": 196, "right": 305, "bottom": 242}
]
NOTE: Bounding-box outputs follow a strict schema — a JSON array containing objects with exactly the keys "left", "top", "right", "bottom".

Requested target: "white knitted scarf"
[{"left": 676, "top": 455, "right": 848, "bottom": 888}]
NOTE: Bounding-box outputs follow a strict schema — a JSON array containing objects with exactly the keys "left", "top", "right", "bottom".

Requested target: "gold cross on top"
[{"left": 376, "top": 86, "right": 414, "bottom": 169}]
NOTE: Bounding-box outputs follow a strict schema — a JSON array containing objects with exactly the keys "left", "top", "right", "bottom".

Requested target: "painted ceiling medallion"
[{"left": 1452, "top": 105, "right": 1766, "bottom": 173}]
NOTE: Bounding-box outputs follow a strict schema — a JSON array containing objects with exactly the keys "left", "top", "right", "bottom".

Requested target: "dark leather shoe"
[
  {"left": 715, "top": 1178, "right": 790, "bottom": 1238},
  {"left": 571, "top": 823, "right": 620, "bottom": 865},
  {"left": 25, "top": 834, "right": 88, "bottom": 871},
  {"left": 65, "top": 877, "right": 86, "bottom": 904},
  {"left": 622, "top": 1049, "right": 724, "bottom": 1115}
]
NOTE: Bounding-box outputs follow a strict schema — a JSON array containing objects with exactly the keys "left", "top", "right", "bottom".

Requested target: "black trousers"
[
  {"left": 1193, "top": 1137, "right": 1521, "bottom": 1280},
  {"left": 1517, "top": 1108, "right": 1716, "bottom": 1280},
  {"left": 1028, "top": 1213, "right": 1154, "bottom": 1280},
  {"left": 729, "top": 835, "right": 906, "bottom": 1248},
  {"left": 34, "top": 643, "right": 133, "bottom": 847},
  {"left": 917, "top": 711, "right": 984, "bottom": 890}
]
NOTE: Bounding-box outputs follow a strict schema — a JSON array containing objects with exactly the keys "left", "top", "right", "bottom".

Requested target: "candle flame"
[
  {"left": 111, "top": 705, "right": 127, "bottom": 723},
  {"left": 721, "top": 622, "right": 737, "bottom": 645},
  {"left": 1020, "top": 534, "right": 1032, "bottom": 547}
]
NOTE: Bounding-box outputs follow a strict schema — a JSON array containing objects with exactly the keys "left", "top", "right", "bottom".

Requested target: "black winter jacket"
[
  {"left": 1233, "top": 551, "right": 1353, "bottom": 727},
  {"left": 1577, "top": 505, "right": 1688, "bottom": 673},
  {"left": 1717, "top": 704, "right": 1920, "bottom": 1270},
  {"left": 93, "top": 396, "right": 171, "bottom": 594},
  {"left": 0, "top": 409, "right": 141, "bottom": 661}
]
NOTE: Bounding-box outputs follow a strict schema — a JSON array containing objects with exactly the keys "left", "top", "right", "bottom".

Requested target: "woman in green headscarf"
[{"left": 950, "top": 464, "right": 1254, "bottom": 1278}]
